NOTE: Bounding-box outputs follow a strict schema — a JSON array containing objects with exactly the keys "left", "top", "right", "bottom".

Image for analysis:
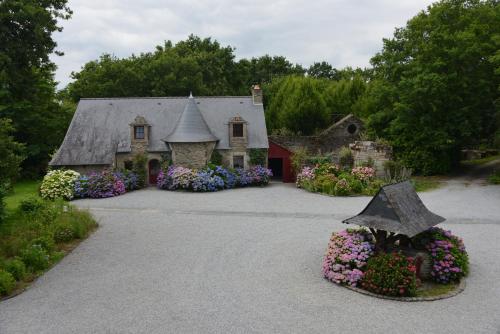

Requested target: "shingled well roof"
[{"left": 342, "top": 181, "right": 445, "bottom": 237}]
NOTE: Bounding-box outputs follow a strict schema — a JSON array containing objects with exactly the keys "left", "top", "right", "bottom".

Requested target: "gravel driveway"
[{"left": 1, "top": 182, "right": 499, "bottom": 334}]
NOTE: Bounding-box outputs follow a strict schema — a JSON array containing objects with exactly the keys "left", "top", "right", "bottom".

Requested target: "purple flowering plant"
[{"left": 412, "top": 227, "right": 469, "bottom": 283}]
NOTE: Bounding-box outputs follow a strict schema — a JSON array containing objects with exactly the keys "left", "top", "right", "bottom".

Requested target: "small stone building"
[
  {"left": 268, "top": 114, "right": 392, "bottom": 181},
  {"left": 50, "top": 87, "right": 269, "bottom": 184}
]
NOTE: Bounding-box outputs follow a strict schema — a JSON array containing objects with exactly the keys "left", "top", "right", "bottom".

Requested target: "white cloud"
[{"left": 51, "top": 0, "right": 435, "bottom": 88}]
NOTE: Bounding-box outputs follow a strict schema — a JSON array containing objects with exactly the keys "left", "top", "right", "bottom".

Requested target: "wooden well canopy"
[{"left": 343, "top": 181, "right": 445, "bottom": 238}]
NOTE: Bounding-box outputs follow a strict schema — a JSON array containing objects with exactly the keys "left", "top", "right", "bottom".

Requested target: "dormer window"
[
  {"left": 134, "top": 126, "right": 145, "bottom": 139},
  {"left": 233, "top": 123, "right": 243, "bottom": 137}
]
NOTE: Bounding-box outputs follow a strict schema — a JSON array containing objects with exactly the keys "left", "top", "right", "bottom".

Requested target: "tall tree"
[
  {"left": 0, "top": 0, "right": 73, "bottom": 176},
  {"left": 366, "top": 0, "right": 500, "bottom": 174},
  {"left": 307, "top": 61, "right": 340, "bottom": 80}
]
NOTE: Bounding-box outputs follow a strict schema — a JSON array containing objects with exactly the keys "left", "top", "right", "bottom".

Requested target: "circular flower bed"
[
  {"left": 157, "top": 165, "right": 272, "bottom": 192},
  {"left": 323, "top": 228, "right": 469, "bottom": 299}
]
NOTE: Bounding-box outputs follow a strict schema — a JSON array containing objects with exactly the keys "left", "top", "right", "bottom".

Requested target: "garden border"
[{"left": 340, "top": 278, "right": 466, "bottom": 302}]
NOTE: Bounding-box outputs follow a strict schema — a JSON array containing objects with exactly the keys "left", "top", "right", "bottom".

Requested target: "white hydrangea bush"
[{"left": 40, "top": 169, "right": 80, "bottom": 200}]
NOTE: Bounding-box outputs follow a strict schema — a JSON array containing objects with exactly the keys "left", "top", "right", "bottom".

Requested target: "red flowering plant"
[{"left": 360, "top": 251, "right": 418, "bottom": 297}]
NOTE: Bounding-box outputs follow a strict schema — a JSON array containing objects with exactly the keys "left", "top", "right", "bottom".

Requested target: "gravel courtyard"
[{"left": 1, "top": 182, "right": 499, "bottom": 334}]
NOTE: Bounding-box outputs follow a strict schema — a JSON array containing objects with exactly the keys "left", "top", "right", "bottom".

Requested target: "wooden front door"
[{"left": 148, "top": 159, "right": 161, "bottom": 185}]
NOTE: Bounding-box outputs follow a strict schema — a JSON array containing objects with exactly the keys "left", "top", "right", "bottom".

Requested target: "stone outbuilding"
[{"left": 50, "top": 87, "right": 269, "bottom": 184}]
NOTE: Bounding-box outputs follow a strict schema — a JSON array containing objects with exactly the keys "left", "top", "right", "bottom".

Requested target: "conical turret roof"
[{"left": 163, "top": 94, "right": 218, "bottom": 143}]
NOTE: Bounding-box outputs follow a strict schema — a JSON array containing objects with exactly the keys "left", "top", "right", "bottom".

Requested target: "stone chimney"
[{"left": 251, "top": 84, "right": 263, "bottom": 105}]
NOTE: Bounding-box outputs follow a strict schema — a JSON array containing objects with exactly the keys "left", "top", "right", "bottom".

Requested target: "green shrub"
[
  {"left": 20, "top": 245, "right": 50, "bottom": 271},
  {"left": 209, "top": 150, "right": 223, "bottom": 165},
  {"left": 19, "top": 197, "right": 44, "bottom": 213},
  {"left": 53, "top": 223, "right": 75, "bottom": 243},
  {"left": 31, "top": 236, "right": 55, "bottom": 253},
  {"left": 383, "top": 160, "right": 412, "bottom": 183},
  {"left": 334, "top": 178, "right": 351, "bottom": 196},
  {"left": 360, "top": 252, "right": 417, "bottom": 297},
  {"left": 0, "top": 270, "right": 16, "bottom": 295},
  {"left": 339, "top": 147, "right": 354, "bottom": 170},
  {"left": 249, "top": 149, "right": 267, "bottom": 166},
  {"left": 0, "top": 186, "right": 5, "bottom": 224},
  {"left": 132, "top": 153, "right": 148, "bottom": 188},
  {"left": 489, "top": 170, "right": 500, "bottom": 184},
  {"left": 57, "top": 209, "right": 97, "bottom": 239},
  {"left": 290, "top": 147, "right": 308, "bottom": 173},
  {"left": 4, "top": 258, "right": 26, "bottom": 281}
]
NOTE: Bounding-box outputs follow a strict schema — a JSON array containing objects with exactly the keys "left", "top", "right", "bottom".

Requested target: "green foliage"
[
  {"left": 339, "top": 147, "right": 354, "bottom": 170},
  {"left": 209, "top": 150, "right": 223, "bottom": 165},
  {"left": 0, "top": 270, "right": 15, "bottom": 296},
  {"left": 383, "top": 160, "right": 412, "bottom": 183},
  {"left": 290, "top": 148, "right": 308, "bottom": 173},
  {"left": 132, "top": 153, "right": 148, "bottom": 188},
  {"left": 365, "top": 0, "right": 500, "bottom": 174},
  {"left": 3, "top": 258, "right": 26, "bottom": 281},
  {"left": 0, "top": 187, "right": 5, "bottom": 225},
  {"left": 0, "top": 198, "right": 97, "bottom": 296},
  {"left": 19, "top": 197, "right": 44, "bottom": 214},
  {"left": 0, "top": 119, "right": 25, "bottom": 186},
  {"left": 20, "top": 245, "right": 50, "bottom": 271},
  {"left": 0, "top": 0, "right": 73, "bottom": 176},
  {"left": 248, "top": 149, "right": 267, "bottom": 166},
  {"left": 361, "top": 252, "right": 417, "bottom": 297},
  {"left": 489, "top": 170, "right": 500, "bottom": 184}
]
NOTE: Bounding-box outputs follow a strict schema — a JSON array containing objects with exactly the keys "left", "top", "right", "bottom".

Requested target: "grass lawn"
[
  {"left": 461, "top": 154, "right": 500, "bottom": 166},
  {"left": 4, "top": 180, "right": 41, "bottom": 213},
  {"left": 411, "top": 176, "right": 445, "bottom": 192}
]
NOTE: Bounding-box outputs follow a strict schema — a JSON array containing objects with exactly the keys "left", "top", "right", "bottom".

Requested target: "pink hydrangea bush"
[
  {"left": 351, "top": 166, "right": 375, "bottom": 182},
  {"left": 296, "top": 166, "right": 316, "bottom": 188},
  {"left": 322, "top": 229, "right": 374, "bottom": 287}
]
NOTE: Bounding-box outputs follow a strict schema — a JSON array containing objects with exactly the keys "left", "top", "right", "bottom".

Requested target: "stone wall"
[
  {"left": 171, "top": 142, "right": 216, "bottom": 169},
  {"left": 349, "top": 141, "right": 392, "bottom": 176}
]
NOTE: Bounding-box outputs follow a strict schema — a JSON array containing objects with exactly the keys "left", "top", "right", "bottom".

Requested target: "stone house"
[{"left": 50, "top": 87, "right": 269, "bottom": 183}]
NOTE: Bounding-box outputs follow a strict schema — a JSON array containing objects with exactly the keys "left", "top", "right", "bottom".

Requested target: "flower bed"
[
  {"left": 41, "top": 169, "right": 141, "bottom": 201},
  {"left": 323, "top": 228, "right": 469, "bottom": 298},
  {"left": 157, "top": 165, "right": 272, "bottom": 192},
  {"left": 296, "top": 163, "right": 384, "bottom": 196}
]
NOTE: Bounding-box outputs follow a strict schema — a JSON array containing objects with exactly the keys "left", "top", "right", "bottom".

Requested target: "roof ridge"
[{"left": 80, "top": 96, "right": 252, "bottom": 100}]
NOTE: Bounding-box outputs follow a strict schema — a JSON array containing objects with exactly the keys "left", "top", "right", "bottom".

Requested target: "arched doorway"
[{"left": 148, "top": 159, "right": 161, "bottom": 185}]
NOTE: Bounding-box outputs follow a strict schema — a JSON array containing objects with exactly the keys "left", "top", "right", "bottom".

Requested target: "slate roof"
[
  {"left": 50, "top": 96, "right": 268, "bottom": 166},
  {"left": 342, "top": 181, "right": 445, "bottom": 237},
  {"left": 163, "top": 95, "right": 218, "bottom": 143}
]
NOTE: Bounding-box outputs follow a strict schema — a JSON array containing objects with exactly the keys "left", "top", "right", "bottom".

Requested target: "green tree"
[
  {"left": 0, "top": 0, "right": 72, "bottom": 176},
  {"left": 266, "top": 76, "right": 329, "bottom": 135},
  {"left": 0, "top": 118, "right": 25, "bottom": 186},
  {"left": 366, "top": 0, "right": 500, "bottom": 174},
  {"left": 307, "top": 61, "right": 340, "bottom": 80}
]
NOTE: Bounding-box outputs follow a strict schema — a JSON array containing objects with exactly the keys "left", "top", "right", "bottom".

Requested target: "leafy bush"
[
  {"left": 383, "top": 160, "right": 412, "bottom": 183},
  {"left": 339, "top": 147, "right": 354, "bottom": 169},
  {"left": 20, "top": 245, "right": 50, "bottom": 271},
  {"left": 3, "top": 258, "right": 26, "bottom": 281},
  {"left": 360, "top": 252, "right": 417, "bottom": 297},
  {"left": 323, "top": 229, "right": 374, "bottom": 287},
  {"left": 291, "top": 147, "right": 308, "bottom": 173},
  {"left": 113, "top": 170, "right": 140, "bottom": 191},
  {"left": 19, "top": 197, "right": 44, "bottom": 213},
  {"left": 132, "top": 153, "right": 148, "bottom": 188},
  {"left": 73, "top": 175, "right": 89, "bottom": 198},
  {"left": 412, "top": 227, "right": 469, "bottom": 284},
  {"left": 0, "top": 186, "right": 5, "bottom": 225},
  {"left": 40, "top": 169, "right": 80, "bottom": 200},
  {"left": 209, "top": 150, "right": 223, "bottom": 165},
  {"left": 31, "top": 236, "right": 55, "bottom": 253},
  {"left": 334, "top": 178, "right": 351, "bottom": 196},
  {"left": 0, "top": 270, "right": 16, "bottom": 295},
  {"left": 249, "top": 149, "right": 267, "bottom": 166},
  {"left": 53, "top": 223, "right": 74, "bottom": 243},
  {"left": 489, "top": 170, "right": 500, "bottom": 184}
]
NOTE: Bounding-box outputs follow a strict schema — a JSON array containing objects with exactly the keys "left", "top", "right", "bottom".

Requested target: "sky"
[{"left": 51, "top": 0, "right": 436, "bottom": 88}]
